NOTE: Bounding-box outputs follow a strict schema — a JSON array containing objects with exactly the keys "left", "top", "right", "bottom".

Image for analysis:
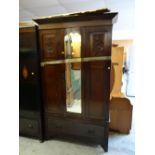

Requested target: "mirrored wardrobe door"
[{"left": 64, "top": 28, "right": 82, "bottom": 114}]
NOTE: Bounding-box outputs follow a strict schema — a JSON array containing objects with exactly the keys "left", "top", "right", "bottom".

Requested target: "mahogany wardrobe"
[{"left": 19, "top": 9, "right": 118, "bottom": 152}]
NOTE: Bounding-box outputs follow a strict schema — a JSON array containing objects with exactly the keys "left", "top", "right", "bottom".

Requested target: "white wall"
[
  {"left": 105, "top": 0, "right": 135, "bottom": 40},
  {"left": 19, "top": 0, "right": 135, "bottom": 40}
]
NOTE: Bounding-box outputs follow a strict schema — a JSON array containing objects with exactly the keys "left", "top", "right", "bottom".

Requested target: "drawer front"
[
  {"left": 47, "top": 118, "right": 104, "bottom": 140},
  {"left": 19, "top": 118, "right": 39, "bottom": 137}
]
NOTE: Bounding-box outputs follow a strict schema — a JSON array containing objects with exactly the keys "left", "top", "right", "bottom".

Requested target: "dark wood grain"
[
  {"left": 34, "top": 11, "right": 117, "bottom": 25},
  {"left": 19, "top": 26, "right": 43, "bottom": 140},
  {"left": 19, "top": 27, "right": 37, "bottom": 52},
  {"left": 81, "top": 26, "right": 112, "bottom": 57},
  {"left": 39, "top": 29, "right": 65, "bottom": 61},
  {"left": 41, "top": 64, "right": 66, "bottom": 115},
  {"left": 31, "top": 10, "right": 117, "bottom": 151},
  {"left": 82, "top": 61, "right": 111, "bottom": 121}
]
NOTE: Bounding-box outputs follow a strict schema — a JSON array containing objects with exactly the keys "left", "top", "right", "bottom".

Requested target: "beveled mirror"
[{"left": 64, "top": 28, "right": 81, "bottom": 113}]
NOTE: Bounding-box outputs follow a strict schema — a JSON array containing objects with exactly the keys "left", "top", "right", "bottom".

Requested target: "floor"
[{"left": 19, "top": 97, "right": 135, "bottom": 155}]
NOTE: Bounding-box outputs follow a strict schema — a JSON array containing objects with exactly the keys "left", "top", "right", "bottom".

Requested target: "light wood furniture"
[
  {"left": 109, "top": 96, "right": 133, "bottom": 134},
  {"left": 110, "top": 45, "right": 133, "bottom": 134},
  {"left": 111, "top": 46, "right": 124, "bottom": 97}
]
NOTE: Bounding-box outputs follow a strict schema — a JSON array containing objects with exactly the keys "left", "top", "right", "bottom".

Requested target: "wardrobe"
[
  {"left": 19, "top": 25, "right": 43, "bottom": 140},
  {"left": 34, "top": 9, "right": 118, "bottom": 152},
  {"left": 19, "top": 9, "right": 118, "bottom": 152}
]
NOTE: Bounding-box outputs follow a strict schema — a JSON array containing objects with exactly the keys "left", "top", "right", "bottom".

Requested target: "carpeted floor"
[{"left": 19, "top": 98, "right": 135, "bottom": 155}]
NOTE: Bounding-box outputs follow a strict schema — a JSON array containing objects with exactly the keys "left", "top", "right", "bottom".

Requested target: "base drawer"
[
  {"left": 46, "top": 117, "right": 104, "bottom": 142},
  {"left": 19, "top": 118, "right": 40, "bottom": 137}
]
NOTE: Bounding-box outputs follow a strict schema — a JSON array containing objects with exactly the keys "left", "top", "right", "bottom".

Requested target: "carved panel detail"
[
  {"left": 90, "top": 32, "right": 105, "bottom": 56},
  {"left": 42, "top": 34, "right": 57, "bottom": 58}
]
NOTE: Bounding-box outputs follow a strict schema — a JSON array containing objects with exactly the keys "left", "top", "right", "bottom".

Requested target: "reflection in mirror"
[
  {"left": 64, "top": 28, "right": 81, "bottom": 113},
  {"left": 64, "top": 29, "right": 81, "bottom": 58},
  {"left": 66, "top": 63, "right": 81, "bottom": 113}
]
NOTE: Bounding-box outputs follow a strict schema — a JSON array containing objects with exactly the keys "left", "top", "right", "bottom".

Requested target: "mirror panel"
[
  {"left": 64, "top": 29, "right": 81, "bottom": 58},
  {"left": 64, "top": 28, "right": 82, "bottom": 113}
]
